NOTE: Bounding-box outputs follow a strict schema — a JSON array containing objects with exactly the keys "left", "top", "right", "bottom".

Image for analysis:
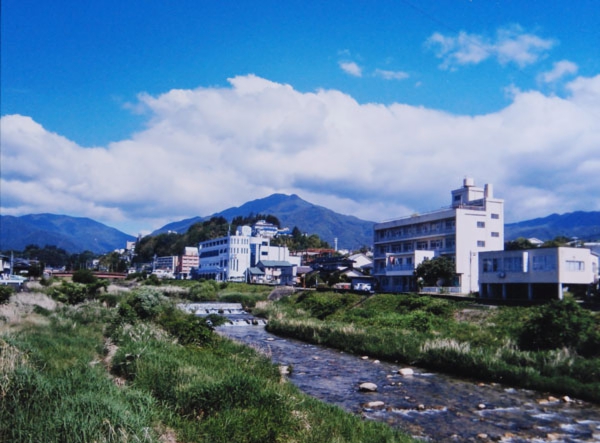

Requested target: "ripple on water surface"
[{"left": 217, "top": 325, "right": 600, "bottom": 442}]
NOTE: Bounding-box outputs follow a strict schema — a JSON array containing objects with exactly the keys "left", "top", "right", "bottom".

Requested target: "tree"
[
  {"left": 505, "top": 237, "right": 534, "bottom": 251},
  {"left": 414, "top": 256, "right": 455, "bottom": 287}
]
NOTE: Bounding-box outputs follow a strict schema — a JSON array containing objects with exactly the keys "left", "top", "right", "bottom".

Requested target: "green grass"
[
  {"left": 263, "top": 291, "right": 600, "bottom": 403},
  {"left": 1, "top": 286, "right": 417, "bottom": 443}
]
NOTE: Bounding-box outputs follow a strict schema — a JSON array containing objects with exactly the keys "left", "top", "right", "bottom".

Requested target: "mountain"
[
  {"left": 0, "top": 214, "right": 136, "bottom": 254},
  {"left": 505, "top": 211, "right": 600, "bottom": 242},
  {"left": 153, "top": 194, "right": 375, "bottom": 250}
]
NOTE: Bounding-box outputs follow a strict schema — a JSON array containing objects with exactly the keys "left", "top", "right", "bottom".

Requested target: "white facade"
[
  {"left": 196, "top": 226, "right": 298, "bottom": 282},
  {"left": 479, "top": 247, "right": 599, "bottom": 300},
  {"left": 373, "top": 178, "right": 504, "bottom": 294},
  {"left": 197, "top": 232, "right": 252, "bottom": 282}
]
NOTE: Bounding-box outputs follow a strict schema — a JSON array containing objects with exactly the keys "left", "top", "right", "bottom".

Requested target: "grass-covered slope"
[{"left": 0, "top": 283, "right": 416, "bottom": 443}]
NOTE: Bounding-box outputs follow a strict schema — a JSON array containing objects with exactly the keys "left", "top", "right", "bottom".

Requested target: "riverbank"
[
  {"left": 258, "top": 291, "right": 600, "bottom": 404},
  {"left": 0, "top": 286, "right": 417, "bottom": 443}
]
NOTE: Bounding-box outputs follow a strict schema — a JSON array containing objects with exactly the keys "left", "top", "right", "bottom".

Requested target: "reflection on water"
[{"left": 219, "top": 325, "right": 600, "bottom": 443}]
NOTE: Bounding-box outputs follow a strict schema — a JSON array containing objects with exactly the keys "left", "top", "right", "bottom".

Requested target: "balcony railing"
[
  {"left": 421, "top": 286, "right": 463, "bottom": 294},
  {"left": 374, "top": 226, "right": 457, "bottom": 244}
]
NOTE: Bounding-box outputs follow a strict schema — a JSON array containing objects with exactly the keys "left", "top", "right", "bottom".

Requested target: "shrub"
[
  {"left": 0, "top": 285, "right": 14, "bottom": 304},
  {"left": 157, "top": 306, "right": 214, "bottom": 346},
  {"left": 48, "top": 281, "right": 89, "bottom": 304},
  {"left": 72, "top": 269, "right": 97, "bottom": 284},
  {"left": 143, "top": 274, "right": 162, "bottom": 286},
  {"left": 518, "top": 299, "right": 596, "bottom": 353},
  {"left": 126, "top": 287, "right": 167, "bottom": 320},
  {"left": 188, "top": 281, "right": 218, "bottom": 302}
]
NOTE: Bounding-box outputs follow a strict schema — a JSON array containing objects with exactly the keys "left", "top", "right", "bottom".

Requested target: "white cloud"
[
  {"left": 427, "top": 25, "right": 555, "bottom": 70},
  {"left": 2, "top": 73, "right": 599, "bottom": 235},
  {"left": 339, "top": 61, "right": 362, "bottom": 77},
  {"left": 374, "top": 69, "right": 409, "bottom": 80},
  {"left": 538, "top": 60, "right": 579, "bottom": 84}
]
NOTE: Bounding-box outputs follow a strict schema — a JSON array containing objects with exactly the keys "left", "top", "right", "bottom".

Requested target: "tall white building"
[
  {"left": 373, "top": 178, "right": 504, "bottom": 294},
  {"left": 196, "top": 226, "right": 299, "bottom": 282}
]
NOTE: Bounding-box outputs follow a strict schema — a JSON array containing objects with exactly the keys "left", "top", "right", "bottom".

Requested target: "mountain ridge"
[{"left": 2, "top": 196, "right": 599, "bottom": 254}]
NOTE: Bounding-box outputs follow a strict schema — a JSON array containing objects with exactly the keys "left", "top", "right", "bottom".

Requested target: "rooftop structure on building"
[{"left": 373, "top": 178, "right": 504, "bottom": 294}]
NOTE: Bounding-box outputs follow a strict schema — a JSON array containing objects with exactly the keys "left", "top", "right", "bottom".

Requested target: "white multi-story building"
[
  {"left": 196, "top": 226, "right": 299, "bottom": 282},
  {"left": 373, "top": 178, "right": 504, "bottom": 294},
  {"left": 479, "top": 247, "right": 599, "bottom": 300}
]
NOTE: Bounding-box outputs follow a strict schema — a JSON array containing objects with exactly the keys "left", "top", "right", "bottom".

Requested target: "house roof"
[
  {"left": 258, "top": 260, "right": 293, "bottom": 268},
  {"left": 247, "top": 267, "right": 265, "bottom": 275}
]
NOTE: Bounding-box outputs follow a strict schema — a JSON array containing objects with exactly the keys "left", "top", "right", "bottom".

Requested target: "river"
[{"left": 217, "top": 323, "right": 600, "bottom": 442}]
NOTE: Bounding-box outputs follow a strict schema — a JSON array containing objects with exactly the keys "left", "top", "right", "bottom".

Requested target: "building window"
[
  {"left": 416, "top": 241, "right": 428, "bottom": 250},
  {"left": 491, "top": 213, "right": 500, "bottom": 219},
  {"left": 430, "top": 239, "right": 442, "bottom": 249},
  {"left": 566, "top": 260, "right": 585, "bottom": 271},
  {"left": 477, "top": 221, "right": 485, "bottom": 228},
  {"left": 483, "top": 258, "right": 493, "bottom": 272},
  {"left": 532, "top": 255, "right": 557, "bottom": 271},
  {"left": 477, "top": 241, "right": 486, "bottom": 247},
  {"left": 491, "top": 232, "right": 500, "bottom": 237},
  {"left": 504, "top": 256, "right": 523, "bottom": 272}
]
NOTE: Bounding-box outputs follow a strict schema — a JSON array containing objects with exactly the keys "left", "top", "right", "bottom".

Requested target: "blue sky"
[{"left": 2, "top": 0, "right": 599, "bottom": 237}]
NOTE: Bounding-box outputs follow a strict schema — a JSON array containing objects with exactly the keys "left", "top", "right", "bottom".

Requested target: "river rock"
[
  {"left": 477, "top": 403, "right": 486, "bottom": 410},
  {"left": 359, "top": 382, "right": 378, "bottom": 392},
  {"left": 561, "top": 395, "right": 572, "bottom": 403},
  {"left": 398, "top": 368, "right": 414, "bottom": 376},
  {"left": 365, "top": 401, "right": 385, "bottom": 409},
  {"left": 361, "top": 356, "right": 369, "bottom": 360}
]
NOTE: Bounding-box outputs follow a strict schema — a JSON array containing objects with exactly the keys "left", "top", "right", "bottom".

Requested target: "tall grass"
[
  {"left": 264, "top": 292, "right": 600, "bottom": 403},
  {"left": 1, "top": 286, "right": 417, "bottom": 443}
]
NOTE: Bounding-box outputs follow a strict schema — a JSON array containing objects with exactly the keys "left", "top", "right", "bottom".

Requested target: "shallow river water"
[{"left": 217, "top": 324, "right": 600, "bottom": 443}]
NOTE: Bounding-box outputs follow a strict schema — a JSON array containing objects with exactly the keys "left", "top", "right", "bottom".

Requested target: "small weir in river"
[
  {"left": 179, "top": 302, "right": 267, "bottom": 326},
  {"left": 183, "top": 304, "right": 600, "bottom": 442}
]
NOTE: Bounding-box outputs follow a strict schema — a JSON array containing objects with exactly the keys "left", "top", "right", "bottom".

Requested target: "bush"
[
  {"left": 72, "top": 269, "right": 97, "bottom": 284},
  {"left": 518, "top": 299, "right": 596, "bottom": 353},
  {"left": 294, "top": 292, "right": 361, "bottom": 320},
  {"left": 157, "top": 306, "right": 214, "bottom": 346},
  {"left": 188, "top": 281, "right": 218, "bottom": 302},
  {"left": 126, "top": 287, "right": 167, "bottom": 320},
  {"left": 48, "top": 281, "right": 89, "bottom": 304},
  {"left": 0, "top": 285, "right": 15, "bottom": 304},
  {"left": 143, "top": 274, "right": 162, "bottom": 286}
]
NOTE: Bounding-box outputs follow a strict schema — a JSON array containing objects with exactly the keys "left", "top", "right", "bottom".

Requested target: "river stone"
[
  {"left": 561, "top": 396, "right": 572, "bottom": 403},
  {"left": 398, "top": 368, "right": 414, "bottom": 376},
  {"left": 477, "top": 403, "right": 486, "bottom": 410},
  {"left": 365, "top": 401, "right": 385, "bottom": 409},
  {"left": 359, "top": 382, "right": 378, "bottom": 392}
]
